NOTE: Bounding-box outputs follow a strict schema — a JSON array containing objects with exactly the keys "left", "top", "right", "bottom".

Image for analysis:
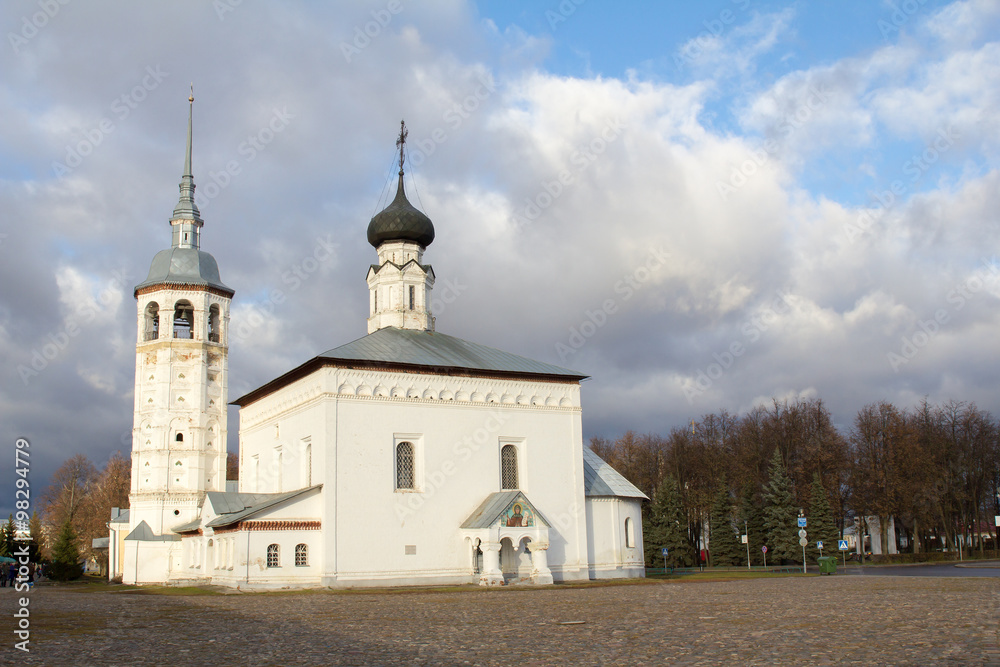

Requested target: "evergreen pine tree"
[
  {"left": 708, "top": 484, "right": 742, "bottom": 566},
  {"left": 48, "top": 520, "right": 83, "bottom": 581},
  {"left": 644, "top": 476, "right": 695, "bottom": 568},
  {"left": 28, "top": 512, "right": 44, "bottom": 564},
  {"left": 0, "top": 514, "right": 14, "bottom": 558},
  {"left": 763, "top": 448, "right": 799, "bottom": 563},
  {"left": 738, "top": 484, "right": 766, "bottom": 566},
  {"left": 807, "top": 473, "right": 841, "bottom": 562}
]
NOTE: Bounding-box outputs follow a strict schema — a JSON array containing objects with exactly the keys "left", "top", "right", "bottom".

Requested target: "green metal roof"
[
  {"left": 135, "top": 247, "right": 232, "bottom": 294},
  {"left": 367, "top": 172, "right": 435, "bottom": 248},
  {"left": 460, "top": 491, "right": 549, "bottom": 529},
  {"left": 582, "top": 448, "right": 648, "bottom": 499},
  {"left": 204, "top": 485, "right": 322, "bottom": 528},
  {"left": 319, "top": 327, "right": 587, "bottom": 379}
]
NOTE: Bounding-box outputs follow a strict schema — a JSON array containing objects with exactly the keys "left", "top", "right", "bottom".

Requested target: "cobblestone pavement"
[{"left": 1, "top": 576, "right": 998, "bottom": 666}]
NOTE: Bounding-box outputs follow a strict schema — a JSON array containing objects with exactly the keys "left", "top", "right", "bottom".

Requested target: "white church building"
[{"left": 109, "top": 105, "right": 646, "bottom": 588}]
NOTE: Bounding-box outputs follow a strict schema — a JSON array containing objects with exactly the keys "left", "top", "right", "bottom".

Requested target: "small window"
[
  {"left": 295, "top": 543, "right": 308, "bottom": 566},
  {"left": 208, "top": 304, "right": 221, "bottom": 343},
  {"left": 176, "top": 433, "right": 184, "bottom": 442},
  {"left": 625, "top": 517, "right": 634, "bottom": 548},
  {"left": 408, "top": 285, "right": 415, "bottom": 310},
  {"left": 501, "top": 445, "right": 518, "bottom": 490},
  {"left": 374, "top": 290, "right": 378, "bottom": 312},
  {"left": 266, "top": 544, "right": 280, "bottom": 568},
  {"left": 396, "top": 442, "right": 414, "bottom": 490}
]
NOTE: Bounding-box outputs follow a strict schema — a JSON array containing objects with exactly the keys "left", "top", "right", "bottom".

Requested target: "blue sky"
[{"left": 0, "top": 0, "right": 998, "bottom": 518}]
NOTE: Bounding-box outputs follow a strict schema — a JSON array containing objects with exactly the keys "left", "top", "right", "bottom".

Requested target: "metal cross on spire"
[{"left": 396, "top": 119, "right": 408, "bottom": 174}]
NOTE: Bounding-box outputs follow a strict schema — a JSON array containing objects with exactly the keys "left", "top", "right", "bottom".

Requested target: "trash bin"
[{"left": 817, "top": 556, "right": 837, "bottom": 575}]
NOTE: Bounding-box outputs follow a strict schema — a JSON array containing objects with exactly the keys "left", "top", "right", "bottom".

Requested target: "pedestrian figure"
[
  {"left": 8, "top": 563, "right": 16, "bottom": 585},
  {"left": 0, "top": 563, "right": 7, "bottom": 587}
]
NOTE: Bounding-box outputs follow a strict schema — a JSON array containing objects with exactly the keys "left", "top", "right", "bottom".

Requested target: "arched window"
[
  {"left": 144, "top": 302, "right": 159, "bottom": 341},
  {"left": 625, "top": 517, "right": 634, "bottom": 548},
  {"left": 295, "top": 543, "right": 308, "bottom": 566},
  {"left": 266, "top": 544, "right": 280, "bottom": 568},
  {"left": 175, "top": 433, "right": 184, "bottom": 442},
  {"left": 396, "top": 442, "right": 414, "bottom": 490},
  {"left": 173, "top": 300, "right": 194, "bottom": 339},
  {"left": 501, "top": 445, "right": 518, "bottom": 490},
  {"left": 208, "top": 304, "right": 221, "bottom": 343}
]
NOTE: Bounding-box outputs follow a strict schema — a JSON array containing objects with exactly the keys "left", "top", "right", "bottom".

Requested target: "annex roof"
[
  {"left": 204, "top": 485, "right": 322, "bottom": 528},
  {"left": 582, "top": 447, "right": 648, "bottom": 500},
  {"left": 124, "top": 520, "right": 181, "bottom": 542}
]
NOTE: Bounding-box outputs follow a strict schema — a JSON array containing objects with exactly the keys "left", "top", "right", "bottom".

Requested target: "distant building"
[{"left": 110, "top": 109, "right": 645, "bottom": 588}]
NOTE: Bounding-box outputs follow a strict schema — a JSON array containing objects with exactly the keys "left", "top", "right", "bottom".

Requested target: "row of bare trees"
[{"left": 592, "top": 398, "right": 999, "bottom": 558}]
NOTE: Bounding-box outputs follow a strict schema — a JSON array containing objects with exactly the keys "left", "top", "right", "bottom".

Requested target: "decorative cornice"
[
  {"left": 213, "top": 520, "right": 321, "bottom": 533},
  {"left": 135, "top": 283, "right": 235, "bottom": 299}
]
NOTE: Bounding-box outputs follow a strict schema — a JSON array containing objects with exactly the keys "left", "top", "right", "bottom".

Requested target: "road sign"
[
  {"left": 741, "top": 534, "right": 748, "bottom": 544},
  {"left": 761, "top": 545, "right": 767, "bottom": 553},
  {"left": 799, "top": 537, "right": 808, "bottom": 547},
  {"left": 661, "top": 547, "right": 669, "bottom": 557},
  {"left": 797, "top": 517, "right": 807, "bottom": 528},
  {"left": 816, "top": 541, "right": 824, "bottom": 550},
  {"left": 838, "top": 540, "right": 849, "bottom": 551},
  {"left": 798, "top": 529, "right": 807, "bottom": 539}
]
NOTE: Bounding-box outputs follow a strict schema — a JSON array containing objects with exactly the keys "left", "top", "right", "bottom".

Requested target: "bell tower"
[
  {"left": 365, "top": 121, "right": 436, "bottom": 333},
  {"left": 128, "top": 90, "right": 234, "bottom": 537}
]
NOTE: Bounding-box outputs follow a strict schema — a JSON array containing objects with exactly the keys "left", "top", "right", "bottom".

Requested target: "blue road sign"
[
  {"left": 838, "top": 539, "right": 849, "bottom": 551},
  {"left": 797, "top": 517, "right": 807, "bottom": 528},
  {"left": 661, "top": 547, "right": 669, "bottom": 557}
]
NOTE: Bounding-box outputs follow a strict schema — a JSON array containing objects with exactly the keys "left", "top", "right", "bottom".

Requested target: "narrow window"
[
  {"left": 501, "top": 445, "right": 518, "bottom": 490},
  {"left": 396, "top": 442, "right": 414, "bottom": 490},
  {"left": 408, "top": 285, "right": 415, "bottom": 310},
  {"left": 266, "top": 544, "right": 280, "bottom": 568},
  {"left": 625, "top": 517, "right": 634, "bottom": 548},
  {"left": 208, "top": 304, "right": 220, "bottom": 343},
  {"left": 295, "top": 543, "right": 308, "bottom": 566},
  {"left": 144, "top": 302, "right": 159, "bottom": 341},
  {"left": 175, "top": 433, "right": 184, "bottom": 442}
]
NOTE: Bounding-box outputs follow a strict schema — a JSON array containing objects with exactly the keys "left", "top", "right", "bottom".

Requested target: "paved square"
[{"left": 2, "top": 576, "right": 998, "bottom": 665}]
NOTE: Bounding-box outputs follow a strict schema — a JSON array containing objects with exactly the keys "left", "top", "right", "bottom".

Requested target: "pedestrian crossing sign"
[{"left": 838, "top": 540, "right": 849, "bottom": 551}]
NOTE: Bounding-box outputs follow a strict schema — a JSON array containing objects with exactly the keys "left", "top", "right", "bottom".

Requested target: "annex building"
[{"left": 108, "top": 104, "right": 645, "bottom": 588}]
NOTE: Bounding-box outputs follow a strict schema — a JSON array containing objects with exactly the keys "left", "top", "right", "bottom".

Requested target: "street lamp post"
[{"left": 745, "top": 520, "right": 751, "bottom": 570}]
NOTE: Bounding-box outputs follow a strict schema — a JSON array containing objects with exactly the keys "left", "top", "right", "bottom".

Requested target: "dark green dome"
[{"left": 367, "top": 172, "right": 435, "bottom": 248}]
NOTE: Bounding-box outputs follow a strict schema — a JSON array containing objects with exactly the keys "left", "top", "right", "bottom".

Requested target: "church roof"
[
  {"left": 234, "top": 328, "right": 586, "bottom": 407},
  {"left": 204, "top": 485, "right": 322, "bottom": 528},
  {"left": 320, "top": 327, "right": 586, "bottom": 378},
  {"left": 135, "top": 247, "right": 233, "bottom": 294},
  {"left": 582, "top": 448, "right": 648, "bottom": 499},
  {"left": 460, "top": 491, "right": 549, "bottom": 529}
]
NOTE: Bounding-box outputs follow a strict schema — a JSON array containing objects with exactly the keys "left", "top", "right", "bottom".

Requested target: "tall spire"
[{"left": 172, "top": 84, "right": 203, "bottom": 224}]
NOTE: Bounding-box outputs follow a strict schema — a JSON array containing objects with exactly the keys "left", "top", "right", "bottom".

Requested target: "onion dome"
[{"left": 367, "top": 171, "right": 435, "bottom": 248}]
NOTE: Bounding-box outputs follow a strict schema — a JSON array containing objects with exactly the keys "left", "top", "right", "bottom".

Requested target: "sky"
[{"left": 1, "top": 0, "right": 998, "bottom": 519}]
